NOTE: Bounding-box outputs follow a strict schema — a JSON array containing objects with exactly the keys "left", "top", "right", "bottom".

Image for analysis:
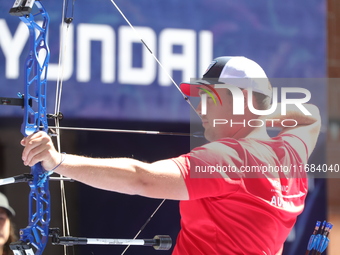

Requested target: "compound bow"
[
  {"left": 8, "top": 1, "right": 51, "bottom": 254},
  {"left": 0, "top": 1, "right": 201, "bottom": 254}
]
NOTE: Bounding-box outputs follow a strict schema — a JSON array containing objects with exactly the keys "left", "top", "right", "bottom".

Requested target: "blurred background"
[{"left": 0, "top": 0, "right": 338, "bottom": 254}]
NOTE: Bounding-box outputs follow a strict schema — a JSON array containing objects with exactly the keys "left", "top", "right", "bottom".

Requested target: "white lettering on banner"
[
  {"left": 0, "top": 19, "right": 213, "bottom": 85},
  {"left": 48, "top": 24, "right": 74, "bottom": 81},
  {"left": 199, "top": 31, "right": 213, "bottom": 76},
  {"left": 118, "top": 26, "right": 156, "bottom": 85},
  {"left": 0, "top": 20, "right": 28, "bottom": 79},
  {"left": 158, "top": 28, "right": 196, "bottom": 86},
  {"left": 77, "top": 23, "right": 115, "bottom": 83}
]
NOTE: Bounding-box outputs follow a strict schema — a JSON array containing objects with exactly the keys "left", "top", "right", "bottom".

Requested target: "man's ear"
[{"left": 242, "top": 89, "right": 249, "bottom": 108}]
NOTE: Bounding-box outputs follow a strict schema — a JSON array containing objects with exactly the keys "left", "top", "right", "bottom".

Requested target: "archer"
[{"left": 21, "top": 56, "right": 321, "bottom": 254}]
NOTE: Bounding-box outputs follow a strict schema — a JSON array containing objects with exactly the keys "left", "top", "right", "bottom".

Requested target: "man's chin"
[{"left": 204, "top": 130, "right": 214, "bottom": 142}]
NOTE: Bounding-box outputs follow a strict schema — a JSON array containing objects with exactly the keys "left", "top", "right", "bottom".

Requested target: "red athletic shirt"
[{"left": 171, "top": 134, "right": 308, "bottom": 255}]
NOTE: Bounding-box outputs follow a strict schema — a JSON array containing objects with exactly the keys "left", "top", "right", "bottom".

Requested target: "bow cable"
[
  {"left": 121, "top": 199, "right": 166, "bottom": 255},
  {"left": 53, "top": 0, "right": 76, "bottom": 254}
]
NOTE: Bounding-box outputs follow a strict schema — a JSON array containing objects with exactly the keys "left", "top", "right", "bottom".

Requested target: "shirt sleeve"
[
  {"left": 171, "top": 142, "right": 242, "bottom": 200},
  {"left": 279, "top": 133, "right": 309, "bottom": 163}
]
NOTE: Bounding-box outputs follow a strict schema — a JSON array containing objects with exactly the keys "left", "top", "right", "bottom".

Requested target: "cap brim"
[
  {"left": 0, "top": 206, "right": 15, "bottom": 217},
  {"left": 8, "top": 206, "right": 15, "bottom": 217},
  {"left": 180, "top": 82, "right": 200, "bottom": 97},
  {"left": 180, "top": 79, "right": 218, "bottom": 97}
]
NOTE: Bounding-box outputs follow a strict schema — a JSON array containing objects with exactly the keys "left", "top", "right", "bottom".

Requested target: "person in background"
[{"left": 0, "top": 192, "right": 16, "bottom": 255}]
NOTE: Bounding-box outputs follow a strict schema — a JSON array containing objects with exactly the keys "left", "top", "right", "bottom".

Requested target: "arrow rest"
[{"left": 47, "top": 112, "right": 64, "bottom": 121}]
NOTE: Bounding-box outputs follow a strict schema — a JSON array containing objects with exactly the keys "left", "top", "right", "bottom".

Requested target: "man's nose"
[{"left": 196, "top": 100, "right": 202, "bottom": 115}]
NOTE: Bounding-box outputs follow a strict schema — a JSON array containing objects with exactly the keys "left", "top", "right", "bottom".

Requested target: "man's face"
[
  {"left": 0, "top": 208, "right": 10, "bottom": 247},
  {"left": 197, "top": 87, "right": 244, "bottom": 141}
]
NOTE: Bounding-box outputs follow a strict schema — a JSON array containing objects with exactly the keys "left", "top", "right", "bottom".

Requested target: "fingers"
[
  {"left": 21, "top": 131, "right": 58, "bottom": 169},
  {"left": 22, "top": 132, "right": 48, "bottom": 166}
]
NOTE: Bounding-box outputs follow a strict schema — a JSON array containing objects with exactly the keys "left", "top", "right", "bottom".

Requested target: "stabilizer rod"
[{"left": 49, "top": 228, "right": 172, "bottom": 251}]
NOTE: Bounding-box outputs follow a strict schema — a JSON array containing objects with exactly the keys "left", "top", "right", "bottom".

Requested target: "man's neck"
[{"left": 232, "top": 125, "right": 270, "bottom": 140}]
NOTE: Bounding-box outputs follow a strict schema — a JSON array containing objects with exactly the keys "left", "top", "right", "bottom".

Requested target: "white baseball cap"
[
  {"left": 0, "top": 192, "right": 15, "bottom": 217},
  {"left": 180, "top": 56, "right": 272, "bottom": 98}
]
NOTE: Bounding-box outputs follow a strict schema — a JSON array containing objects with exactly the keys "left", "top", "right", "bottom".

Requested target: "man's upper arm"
[{"left": 140, "top": 159, "right": 189, "bottom": 200}]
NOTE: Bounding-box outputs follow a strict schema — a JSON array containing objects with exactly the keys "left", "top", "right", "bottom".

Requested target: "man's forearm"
[{"left": 55, "top": 155, "right": 150, "bottom": 195}]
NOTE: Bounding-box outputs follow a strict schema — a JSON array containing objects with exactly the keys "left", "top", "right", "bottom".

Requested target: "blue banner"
[{"left": 0, "top": 0, "right": 325, "bottom": 122}]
